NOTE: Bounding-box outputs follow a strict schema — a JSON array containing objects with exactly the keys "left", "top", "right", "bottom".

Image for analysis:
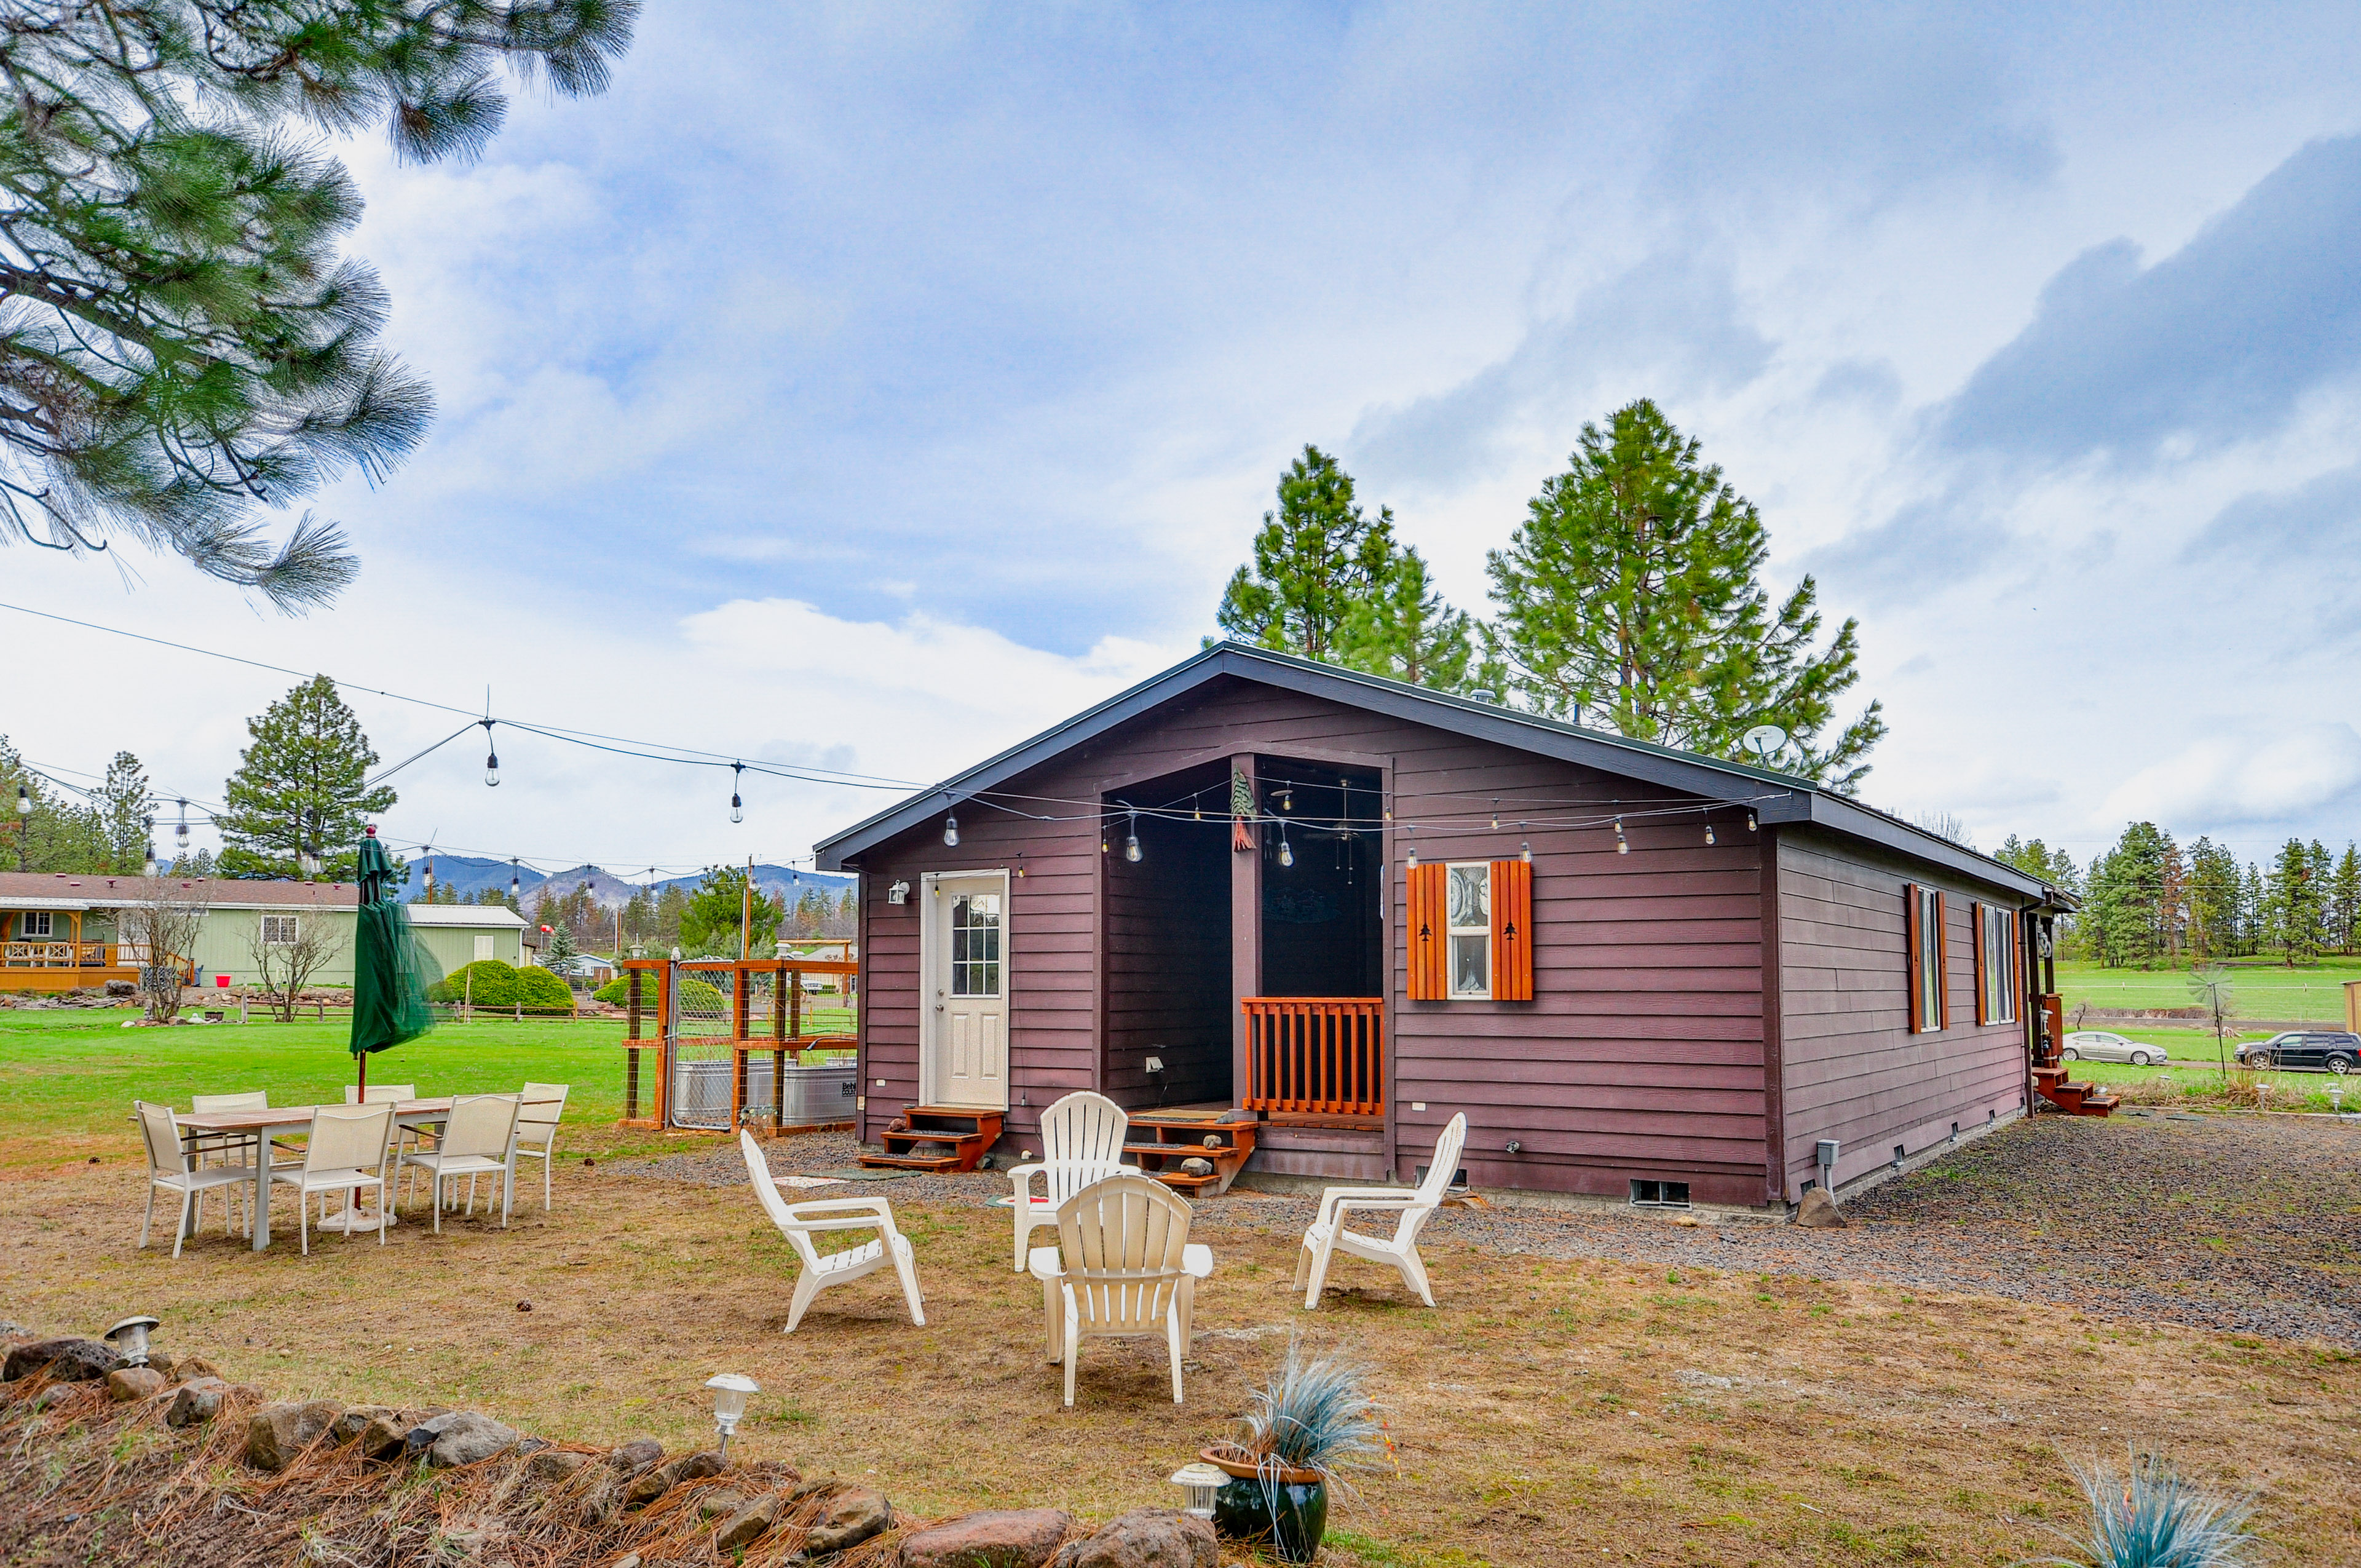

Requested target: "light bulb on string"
[
  {"left": 1747, "top": 811, "right": 1758, "bottom": 831},
  {"left": 174, "top": 799, "right": 189, "bottom": 850},
  {"left": 1124, "top": 810, "right": 1142, "bottom": 863},
  {"left": 730, "top": 762, "right": 745, "bottom": 825},
  {"left": 1490, "top": 799, "right": 1500, "bottom": 830},
  {"left": 1277, "top": 825, "right": 1293, "bottom": 868},
  {"left": 1278, "top": 788, "right": 1292, "bottom": 813},
  {"left": 1705, "top": 822, "right": 1716, "bottom": 845},
  {"left": 509, "top": 858, "right": 521, "bottom": 904},
  {"left": 943, "top": 810, "right": 959, "bottom": 847},
  {"left": 480, "top": 719, "right": 500, "bottom": 788},
  {"left": 1614, "top": 817, "right": 1628, "bottom": 854},
  {"left": 1405, "top": 826, "right": 1417, "bottom": 870},
  {"left": 1521, "top": 841, "right": 1532, "bottom": 864}
]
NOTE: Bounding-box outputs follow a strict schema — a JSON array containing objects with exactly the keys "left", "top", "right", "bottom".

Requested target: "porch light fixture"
[
  {"left": 887, "top": 880, "right": 910, "bottom": 905},
  {"left": 1613, "top": 817, "right": 1627, "bottom": 854},
  {"left": 175, "top": 799, "right": 189, "bottom": 850},
  {"left": 481, "top": 719, "right": 500, "bottom": 787},
  {"left": 103, "top": 1315, "right": 160, "bottom": 1366},
  {"left": 704, "top": 1372, "right": 759, "bottom": 1459},
  {"left": 1169, "top": 1462, "right": 1226, "bottom": 1521},
  {"left": 1124, "top": 810, "right": 1142, "bottom": 863},
  {"left": 730, "top": 762, "right": 745, "bottom": 825},
  {"left": 943, "top": 811, "right": 959, "bottom": 847}
]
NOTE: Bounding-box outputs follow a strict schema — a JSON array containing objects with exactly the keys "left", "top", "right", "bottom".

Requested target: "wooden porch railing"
[
  {"left": 1, "top": 941, "right": 118, "bottom": 968},
  {"left": 1243, "top": 997, "right": 1385, "bottom": 1116}
]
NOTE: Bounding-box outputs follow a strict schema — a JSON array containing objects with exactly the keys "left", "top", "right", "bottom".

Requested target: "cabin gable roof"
[{"left": 813, "top": 644, "right": 2064, "bottom": 905}]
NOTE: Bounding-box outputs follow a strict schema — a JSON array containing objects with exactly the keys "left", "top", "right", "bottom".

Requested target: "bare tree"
[
  {"left": 245, "top": 913, "right": 349, "bottom": 1023},
  {"left": 118, "top": 879, "right": 211, "bottom": 1024}
]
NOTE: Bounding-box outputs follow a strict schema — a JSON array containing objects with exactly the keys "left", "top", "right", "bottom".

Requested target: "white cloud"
[{"left": 2100, "top": 726, "right": 2361, "bottom": 831}]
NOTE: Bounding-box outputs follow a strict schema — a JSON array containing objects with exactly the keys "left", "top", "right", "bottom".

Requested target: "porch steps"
[
  {"left": 1123, "top": 1114, "right": 1259, "bottom": 1197},
  {"left": 859, "top": 1107, "right": 1005, "bottom": 1172},
  {"left": 2033, "top": 1066, "right": 2119, "bottom": 1118}
]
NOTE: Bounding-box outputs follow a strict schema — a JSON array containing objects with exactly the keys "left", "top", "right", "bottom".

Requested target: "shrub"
[
  {"left": 516, "top": 965, "right": 575, "bottom": 1013},
  {"left": 2041, "top": 1450, "right": 2257, "bottom": 1568},
  {"left": 591, "top": 972, "right": 723, "bottom": 1011},
  {"left": 429, "top": 959, "right": 520, "bottom": 1007}
]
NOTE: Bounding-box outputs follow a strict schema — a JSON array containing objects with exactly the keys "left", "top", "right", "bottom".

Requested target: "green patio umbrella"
[{"left": 350, "top": 826, "right": 433, "bottom": 1093}]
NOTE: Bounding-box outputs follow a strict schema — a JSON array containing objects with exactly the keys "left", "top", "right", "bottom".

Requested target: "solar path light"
[{"left": 705, "top": 1373, "right": 759, "bottom": 1459}]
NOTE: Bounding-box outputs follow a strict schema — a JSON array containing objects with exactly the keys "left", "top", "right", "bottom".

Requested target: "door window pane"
[{"left": 951, "top": 893, "right": 1001, "bottom": 997}]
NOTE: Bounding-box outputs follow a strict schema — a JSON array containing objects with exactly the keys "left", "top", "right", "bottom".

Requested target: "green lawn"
[{"left": 2057, "top": 956, "right": 2361, "bottom": 1019}]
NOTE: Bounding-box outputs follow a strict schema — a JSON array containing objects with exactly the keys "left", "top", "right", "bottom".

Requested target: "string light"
[
  {"left": 141, "top": 815, "right": 156, "bottom": 878},
  {"left": 943, "top": 809, "right": 959, "bottom": 847},
  {"left": 1521, "top": 841, "right": 1532, "bottom": 864},
  {"left": 1705, "top": 822, "right": 1716, "bottom": 845},
  {"left": 510, "top": 858, "right": 521, "bottom": 903},
  {"left": 1614, "top": 817, "right": 1627, "bottom": 854},
  {"left": 1278, "top": 823, "right": 1294, "bottom": 868},
  {"left": 1125, "top": 809, "right": 1142, "bottom": 863},
  {"left": 730, "top": 761, "right": 745, "bottom": 825},
  {"left": 174, "top": 798, "right": 189, "bottom": 850},
  {"left": 1490, "top": 799, "right": 1500, "bottom": 830},
  {"left": 423, "top": 844, "right": 435, "bottom": 900},
  {"left": 1747, "top": 811, "right": 1758, "bottom": 831},
  {"left": 481, "top": 719, "right": 500, "bottom": 788}
]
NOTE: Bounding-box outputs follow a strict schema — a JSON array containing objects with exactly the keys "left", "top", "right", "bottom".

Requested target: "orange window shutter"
[
  {"left": 1407, "top": 861, "right": 1447, "bottom": 1000},
  {"left": 1489, "top": 858, "right": 1533, "bottom": 1002},
  {"left": 1904, "top": 883, "right": 1923, "bottom": 1033},
  {"left": 1972, "top": 901, "right": 1990, "bottom": 1025}
]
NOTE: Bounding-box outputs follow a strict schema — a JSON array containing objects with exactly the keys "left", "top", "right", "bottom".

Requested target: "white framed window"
[
  {"left": 1446, "top": 862, "right": 1491, "bottom": 999},
  {"left": 1981, "top": 905, "right": 2019, "bottom": 1024},
  {"left": 1911, "top": 885, "right": 1945, "bottom": 1033},
  {"left": 261, "top": 914, "right": 300, "bottom": 945},
  {"left": 473, "top": 933, "right": 496, "bottom": 961},
  {"left": 18, "top": 911, "right": 52, "bottom": 937}
]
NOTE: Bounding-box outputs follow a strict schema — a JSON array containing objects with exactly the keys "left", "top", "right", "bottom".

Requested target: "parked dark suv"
[{"left": 2236, "top": 1031, "right": 2361, "bottom": 1074}]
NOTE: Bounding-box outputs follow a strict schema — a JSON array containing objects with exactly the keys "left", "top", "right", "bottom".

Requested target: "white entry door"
[{"left": 925, "top": 873, "right": 1009, "bottom": 1109}]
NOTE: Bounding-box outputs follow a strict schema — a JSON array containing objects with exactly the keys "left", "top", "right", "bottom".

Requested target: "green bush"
[
  {"left": 516, "top": 966, "right": 575, "bottom": 1012},
  {"left": 429, "top": 959, "right": 520, "bottom": 1007},
  {"left": 590, "top": 972, "right": 722, "bottom": 1011}
]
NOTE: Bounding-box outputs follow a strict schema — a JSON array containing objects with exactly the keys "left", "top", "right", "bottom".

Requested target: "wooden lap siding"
[
  {"left": 850, "top": 676, "right": 1768, "bottom": 1198},
  {"left": 1775, "top": 830, "right": 2028, "bottom": 1200}
]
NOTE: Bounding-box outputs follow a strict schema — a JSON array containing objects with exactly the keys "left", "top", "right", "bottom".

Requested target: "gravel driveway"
[{"left": 618, "top": 1109, "right": 2361, "bottom": 1347}]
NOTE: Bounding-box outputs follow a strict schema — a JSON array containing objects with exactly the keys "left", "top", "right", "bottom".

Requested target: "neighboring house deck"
[{"left": 0, "top": 873, "right": 528, "bottom": 991}]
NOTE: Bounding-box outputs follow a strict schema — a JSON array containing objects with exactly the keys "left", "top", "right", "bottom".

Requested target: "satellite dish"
[{"left": 1742, "top": 724, "right": 1789, "bottom": 764}]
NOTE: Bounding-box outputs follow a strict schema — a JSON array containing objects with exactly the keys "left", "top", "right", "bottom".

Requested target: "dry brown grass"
[{"left": 6, "top": 1119, "right": 2359, "bottom": 1566}]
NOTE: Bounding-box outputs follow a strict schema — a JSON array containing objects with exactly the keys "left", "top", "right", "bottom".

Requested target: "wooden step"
[
  {"left": 854, "top": 1151, "right": 969, "bottom": 1172},
  {"left": 858, "top": 1106, "right": 1005, "bottom": 1173},
  {"left": 2076, "top": 1093, "right": 2120, "bottom": 1117}
]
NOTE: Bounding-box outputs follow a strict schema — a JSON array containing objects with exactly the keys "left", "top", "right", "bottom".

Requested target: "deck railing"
[
  {"left": 1, "top": 941, "right": 117, "bottom": 968},
  {"left": 1243, "top": 996, "right": 1385, "bottom": 1116}
]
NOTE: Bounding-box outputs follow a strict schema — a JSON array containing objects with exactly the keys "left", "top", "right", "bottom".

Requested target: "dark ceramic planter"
[{"left": 1211, "top": 1474, "right": 1328, "bottom": 1562}]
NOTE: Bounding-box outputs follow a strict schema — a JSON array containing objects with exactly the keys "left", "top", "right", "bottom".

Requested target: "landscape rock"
[
  {"left": 403, "top": 1411, "right": 521, "bottom": 1468},
  {"left": 713, "top": 1494, "right": 779, "bottom": 1551},
  {"left": 527, "top": 1448, "right": 591, "bottom": 1484},
  {"left": 333, "top": 1405, "right": 397, "bottom": 1444},
  {"left": 805, "top": 1487, "right": 894, "bottom": 1555},
  {"left": 1793, "top": 1188, "right": 1846, "bottom": 1229},
  {"left": 608, "top": 1438, "right": 665, "bottom": 1475},
  {"left": 359, "top": 1414, "right": 410, "bottom": 1460},
  {"left": 901, "top": 1508, "right": 1073, "bottom": 1568},
  {"left": 697, "top": 1489, "right": 748, "bottom": 1521},
  {"left": 164, "top": 1377, "right": 231, "bottom": 1428},
  {"left": 1179, "top": 1157, "right": 1214, "bottom": 1177},
  {"left": 174, "top": 1355, "right": 223, "bottom": 1383},
  {"left": 246, "top": 1400, "right": 346, "bottom": 1471},
  {"left": 105, "top": 1366, "right": 167, "bottom": 1402},
  {"left": 1046, "top": 1510, "right": 1215, "bottom": 1568},
  {"left": 626, "top": 1449, "right": 724, "bottom": 1507},
  {"left": 4, "top": 1337, "right": 122, "bottom": 1383}
]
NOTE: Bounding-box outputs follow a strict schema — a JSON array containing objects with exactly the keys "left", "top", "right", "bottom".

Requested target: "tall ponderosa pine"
[
  {"left": 2084, "top": 822, "right": 2174, "bottom": 968},
  {"left": 1337, "top": 546, "right": 1491, "bottom": 694},
  {"left": 0, "top": 0, "right": 636, "bottom": 605},
  {"left": 1219, "top": 446, "right": 1401, "bottom": 663},
  {"left": 2332, "top": 843, "right": 2361, "bottom": 956},
  {"left": 2185, "top": 836, "right": 2244, "bottom": 960},
  {"left": 1488, "top": 400, "right": 1886, "bottom": 791},
  {"left": 214, "top": 675, "right": 395, "bottom": 879},
  {"left": 2261, "top": 839, "right": 2325, "bottom": 967},
  {"left": 93, "top": 751, "right": 152, "bottom": 872}
]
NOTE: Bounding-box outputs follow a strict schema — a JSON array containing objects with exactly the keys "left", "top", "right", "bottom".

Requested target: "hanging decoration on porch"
[{"left": 1231, "top": 766, "right": 1257, "bottom": 853}]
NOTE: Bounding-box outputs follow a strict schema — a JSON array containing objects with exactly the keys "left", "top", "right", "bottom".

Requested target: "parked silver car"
[{"left": 2060, "top": 1030, "right": 2162, "bottom": 1066}]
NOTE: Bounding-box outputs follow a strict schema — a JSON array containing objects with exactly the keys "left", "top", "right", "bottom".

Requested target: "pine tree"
[
  {"left": 1218, "top": 446, "right": 1403, "bottom": 663},
  {"left": 2306, "top": 840, "right": 2333, "bottom": 957},
  {"left": 542, "top": 920, "right": 579, "bottom": 972},
  {"left": 0, "top": 735, "right": 108, "bottom": 871},
  {"left": 93, "top": 752, "right": 152, "bottom": 873},
  {"left": 2331, "top": 843, "right": 2361, "bottom": 956},
  {"left": 2084, "top": 823, "right": 2172, "bottom": 968},
  {"left": 214, "top": 677, "right": 395, "bottom": 879},
  {"left": 2186, "top": 837, "right": 2242, "bottom": 960},
  {"left": 678, "top": 866, "right": 780, "bottom": 957},
  {"left": 1487, "top": 400, "right": 1886, "bottom": 791},
  {"left": 1335, "top": 546, "right": 1493, "bottom": 694},
  {"left": 0, "top": 0, "right": 636, "bottom": 605},
  {"left": 2237, "top": 865, "right": 2265, "bottom": 957},
  {"left": 2261, "top": 839, "right": 2323, "bottom": 967}
]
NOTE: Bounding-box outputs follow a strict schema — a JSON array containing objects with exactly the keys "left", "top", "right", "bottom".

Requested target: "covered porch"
[{"left": 1099, "top": 756, "right": 1391, "bottom": 1184}]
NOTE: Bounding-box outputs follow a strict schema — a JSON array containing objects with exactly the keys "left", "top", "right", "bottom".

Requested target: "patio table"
[{"left": 172, "top": 1099, "right": 553, "bottom": 1252}]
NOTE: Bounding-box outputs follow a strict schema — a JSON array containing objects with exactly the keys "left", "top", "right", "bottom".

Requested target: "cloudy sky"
[{"left": 11, "top": 2, "right": 2361, "bottom": 879}]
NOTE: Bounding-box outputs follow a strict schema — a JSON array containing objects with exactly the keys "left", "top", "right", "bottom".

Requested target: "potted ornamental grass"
[{"left": 1201, "top": 1339, "right": 1386, "bottom": 1562}]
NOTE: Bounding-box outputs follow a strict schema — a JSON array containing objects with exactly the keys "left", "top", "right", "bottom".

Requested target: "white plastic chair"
[
  {"left": 135, "top": 1101, "right": 257, "bottom": 1259},
  {"left": 398, "top": 1094, "right": 521, "bottom": 1232},
  {"left": 740, "top": 1130, "right": 925, "bottom": 1332},
  {"left": 1295, "top": 1112, "right": 1468, "bottom": 1309},
  {"left": 1007, "top": 1090, "right": 1135, "bottom": 1271},
  {"left": 510, "top": 1082, "right": 569, "bottom": 1211},
  {"left": 1027, "top": 1174, "right": 1212, "bottom": 1406},
  {"left": 187, "top": 1091, "right": 269, "bottom": 1232},
  {"left": 269, "top": 1104, "right": 398, "bottom": 1256}
]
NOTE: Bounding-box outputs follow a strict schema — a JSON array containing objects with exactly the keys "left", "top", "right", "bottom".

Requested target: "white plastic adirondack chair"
[
  {"left": 740, "top": 1130, "right": 925, "bottom": 1332},
  {"left": 1006, "top": 1090, "right": 1134, "bottom": 1271},
  {"left": 1295, "top": 1112, "right": 1467, "bottom": 1309},
  {"left": 1027, "top": 1174, "right": 1212, "bottom": 1406}
]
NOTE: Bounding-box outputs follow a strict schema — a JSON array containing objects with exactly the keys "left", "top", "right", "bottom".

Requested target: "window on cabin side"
[
  {"left": 1914, "top": 886, "right": 1945, "bottom": 1032},
  {"left": 1445, "top": 863, "right": 1490, "bottom": 998},
  {"left": 20, "top": 911, "right": 52, "bottom": 938},
  {"left": 473, "top": 934, "right": 496, "bottom": 961},
  {"left": 1982, "top": 904, "right": 2019, "bottom": 1024},
  {"left": 261, "top": 914, "right": 299, "bottom": 945}
]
